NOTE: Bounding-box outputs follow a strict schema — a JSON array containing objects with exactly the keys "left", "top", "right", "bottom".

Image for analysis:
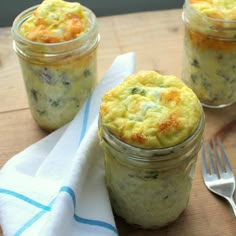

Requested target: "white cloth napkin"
[{"left": 0, "top": 52, "right": 136, "bottom": 236}]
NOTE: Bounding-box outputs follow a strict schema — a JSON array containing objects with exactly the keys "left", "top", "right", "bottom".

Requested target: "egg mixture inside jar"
[
  {"left": 12, "top": 0, "right": 99, "bottom": 131},
  {"left": 182, "top": 0, "right": 236, "bottom": 108},
  {"left": 99, "top": 71, "right": 205, "bottom": 229}
]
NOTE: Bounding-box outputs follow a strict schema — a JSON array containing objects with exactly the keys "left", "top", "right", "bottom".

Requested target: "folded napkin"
[{"left": 0, "top": 52, "right": 136, "bottom": 236}]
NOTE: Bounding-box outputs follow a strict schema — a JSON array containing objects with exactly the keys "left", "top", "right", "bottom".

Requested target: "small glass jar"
[
  {"left": 98, "top": 111, "right": 205, "bottom": 229},
  {"left": 182, "top": 0, "right": 236, "bottom": 108},
  {"left": 12, "top": 5, "right": 100, "bottom": 131}
]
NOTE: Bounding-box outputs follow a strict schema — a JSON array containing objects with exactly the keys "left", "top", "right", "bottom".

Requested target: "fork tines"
[
  {"left": 202, "top": 137, "right": 233, "bottom": 177},
  {"left": 201, "top": 137, "right": 236, "bottom": 217}
]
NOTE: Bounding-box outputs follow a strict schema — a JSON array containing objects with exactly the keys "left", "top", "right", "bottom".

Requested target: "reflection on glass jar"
[
  {"left": 182, "top": 0, "right": 236, "bottom": 108},
  {"left": 12, "top": 4, "right": 99, "bottom": 131},
  {"left": 99, "top": 113, "right": 204, "bottom": 229}
]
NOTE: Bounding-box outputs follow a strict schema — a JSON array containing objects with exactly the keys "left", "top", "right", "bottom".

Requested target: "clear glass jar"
[
  {"left": 182, "top": 0, "right": 236, "bottom": 108},
  {"left": 12, "top": 5, "right": 100, "bottom": 131},
  {"left": 98, "top": 111, "right": 205, "bottom": 229}
]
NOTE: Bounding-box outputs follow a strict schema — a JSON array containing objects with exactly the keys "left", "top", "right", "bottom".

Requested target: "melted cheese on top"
[
  {"left": 100, "top": 71, "right": 202, "bottom": 148},
  {"left": 20, "top": 0, "right": 86, "bottom": 43},
  {"left": 190, "top": 0, "right": 236, "bottom": 20}
]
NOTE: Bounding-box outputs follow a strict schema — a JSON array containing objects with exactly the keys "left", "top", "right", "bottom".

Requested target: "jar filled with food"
[
  {"left": 182, "top": 0, "right": 236, "bottom": 108},
  {"left": 98, "top": 71, "right": 205, "bottom": 229},
  {"left": 12, "top": 0, "right": 100, "bottom": 131}
]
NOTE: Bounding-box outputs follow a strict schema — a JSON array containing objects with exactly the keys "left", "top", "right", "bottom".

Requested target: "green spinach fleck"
[
  {"left": 84, "top": 69, "right": 91, "bottom": 78},
  {"left": 131, "top": 87, "right": 146, "bottom": 96},
  {"left": 191, "top": 59, "right": 200, "bottom": 68},
  {"left": 31, "top": 89, "right": 38, "bottom": 101}
]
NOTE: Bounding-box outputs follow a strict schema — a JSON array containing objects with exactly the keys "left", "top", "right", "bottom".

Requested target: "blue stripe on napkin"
[
  {"left": 79, "top": 95, "right": 92, "bottom": 145},
  {"left": 60, "top": 186, "right": 76, "bottom": 208},
  {"left": 14, "top": 200, "right": 54, "bottom": 236},
  {"left": 0, "top": 187, "right": 118, "bottom": 235},
  {"left": 60, "top": 186, "right": 118, "bottom": 234},
  {"left": 0, "top": 188, "right": 50, "bottom": 211},
  {"left": 74, "top": 215, "right": 118, "bottom": 234},
  {"left": 15, "top": 211, "right": 46, "bottom": 236}
]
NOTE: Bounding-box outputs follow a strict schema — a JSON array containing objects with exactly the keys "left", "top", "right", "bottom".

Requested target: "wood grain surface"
[{"left": 0, "top": 9, "right": 236, "bottom": 236}]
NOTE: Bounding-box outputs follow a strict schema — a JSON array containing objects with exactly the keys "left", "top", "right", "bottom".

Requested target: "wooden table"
[{"left": 1, "top": 8, "right": 236, "bottom": 236}]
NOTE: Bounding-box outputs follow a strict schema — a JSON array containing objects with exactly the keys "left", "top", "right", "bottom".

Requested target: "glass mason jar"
[
  {"left": 98, "top": 111, "right": 205, "bottom": 229},
  {"left": 12, "top": 5, "right": 100, "bottom": 131},
  {"left": 182, "top": 0, "right": 236, "bottom": 108}
]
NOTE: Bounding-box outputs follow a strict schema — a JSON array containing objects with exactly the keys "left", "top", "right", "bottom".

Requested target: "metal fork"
[{"left": 202, "top": 137, "right": 236, "bottom": 217}]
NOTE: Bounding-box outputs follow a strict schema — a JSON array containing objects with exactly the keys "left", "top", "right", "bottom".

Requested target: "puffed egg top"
[
  {"left": 20, "top": 0, "right": 86, "bottom": 43},
  {"left": 99, "top": 71, "right": 202, "bottom": 149},
  {"left": 190, "top": 0, "right": 236, "bottom": 20}
]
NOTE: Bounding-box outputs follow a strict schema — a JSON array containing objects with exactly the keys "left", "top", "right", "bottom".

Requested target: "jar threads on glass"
[
  {"left": 182, "top": 0, "right": 236, "bottom": 108},
  {"left": 12, "top": 4, "right": 100, "bottom": 131},
  {"left": 99, "top": 109, "right": 205, "bottom": 229}
]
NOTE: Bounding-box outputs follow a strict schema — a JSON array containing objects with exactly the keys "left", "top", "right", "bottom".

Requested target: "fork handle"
[{"left": 226, "top": 197, "right": 236, "bottom": 217}]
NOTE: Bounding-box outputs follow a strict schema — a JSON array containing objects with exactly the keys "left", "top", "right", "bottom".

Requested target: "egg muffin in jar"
[
  {"left": 99, "top": 71, "right": 205, "bottom": 229},
  {"left": 12, "top": 0, "right": 99, "bottom": 131},
  {"left": 182, "top": 0, "right": 236, "bottom": 108}
]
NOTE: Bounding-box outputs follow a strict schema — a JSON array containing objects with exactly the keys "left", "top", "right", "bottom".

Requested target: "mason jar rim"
[
  {"left": 183, "top": 0, "right": 236, "bottom": 27},
  {"left": 99, "top": 107, "right": 205, "bottom": 162}
]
